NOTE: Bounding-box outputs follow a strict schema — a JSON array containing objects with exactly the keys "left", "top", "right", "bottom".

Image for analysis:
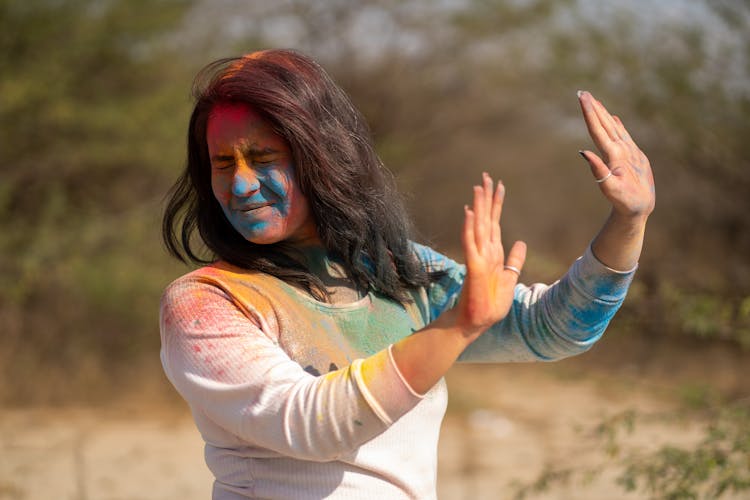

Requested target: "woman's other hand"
[
  {"left": 577, "top": 90, "right": 654, "bottom": 271},
  {"left": 578, "top": 91, "right": 655, "bottom": 221}
]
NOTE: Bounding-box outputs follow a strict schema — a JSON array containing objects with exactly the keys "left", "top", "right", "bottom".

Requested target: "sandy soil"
[{"left": 2, "top": 333, "right": 748, "bottom": 500}]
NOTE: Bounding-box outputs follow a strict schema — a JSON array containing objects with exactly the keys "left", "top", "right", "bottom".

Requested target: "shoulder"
[
  {"left": 160, "top": 262, "right": 279, "bottom": 320},
  {"left": 161, "top": 264, "right": 226, "bottom": 306},
  {"left": 160, "top": 263, "right": 284, "bottom": 345},
  {"left": 160, "top": 264, "right": 235, "bottom": 323},
  {"left": 162, "top": 261, "right": 273, "bottom": 300},
  {"left": 409, "top": 241, "right": 461, "bottom": 274},
  {"left": 160, "top": 262, "right": 303, "bottom": 336},
  {"left": 408, "top": 242, "right": 465, "bottom": 321}
]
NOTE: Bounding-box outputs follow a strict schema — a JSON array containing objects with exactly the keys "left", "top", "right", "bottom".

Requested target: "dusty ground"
[{"left": 1, "top": 333, "right": 747, "bottom": 499}]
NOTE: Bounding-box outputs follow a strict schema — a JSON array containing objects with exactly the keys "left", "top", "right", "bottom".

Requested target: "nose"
[{"left": 231, "top": 163, "right": 261, "bottom": 197}]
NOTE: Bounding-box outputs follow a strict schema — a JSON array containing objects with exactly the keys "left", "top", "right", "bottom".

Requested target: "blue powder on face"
[
  {"left": 223, "top": 161, "right": 297, "bottom": 240},
  {"left": 231, "top": 174, "right": 259, "bottom": 197}
]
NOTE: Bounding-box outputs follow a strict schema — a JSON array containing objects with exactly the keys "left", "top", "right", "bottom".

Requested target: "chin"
[
  {"left": 245, "top": 233, "right": 283, "bottom": 245},
  {"left": 244, "top": 224, "right": 293, "bottom": 244}
]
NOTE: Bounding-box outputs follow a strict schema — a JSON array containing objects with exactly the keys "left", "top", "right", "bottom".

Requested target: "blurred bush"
[
  {"left": 514, "top": 401, "right": 750, "bottom": 499},
  {"left": 1, "top": 0, "right": 749, "bottom": 404},
  {"left": 0, "top": 0, "right": 198, "bottom": 403}
]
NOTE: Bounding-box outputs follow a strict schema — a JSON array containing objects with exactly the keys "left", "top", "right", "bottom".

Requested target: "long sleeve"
[
  {"left": 159, "top": 279, "right": 423, "bottom": 463},
  {"left": 412, "top": 243, "right": 636, "bottom": 362}
]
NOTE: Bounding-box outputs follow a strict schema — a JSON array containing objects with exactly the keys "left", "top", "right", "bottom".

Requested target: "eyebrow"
[{"left": 211, "top": 145, "right": 279, "bottom": 162}]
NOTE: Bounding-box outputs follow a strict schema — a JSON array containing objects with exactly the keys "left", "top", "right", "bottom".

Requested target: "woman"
[{"left": 160, "top": 49, "right": 654, "bottom": 499}]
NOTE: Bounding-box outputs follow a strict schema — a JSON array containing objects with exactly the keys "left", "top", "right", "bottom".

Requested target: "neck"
[{"left": 297, "top": 246, "right": 363, "bottom": 303}]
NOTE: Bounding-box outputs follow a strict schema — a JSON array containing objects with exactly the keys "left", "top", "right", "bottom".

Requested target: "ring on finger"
[
  {"left": 503, "top": 265, "right": 521, "bottom": 276},
  {"left": 595, "top": 171, "right": 612, "bottom": 183}
]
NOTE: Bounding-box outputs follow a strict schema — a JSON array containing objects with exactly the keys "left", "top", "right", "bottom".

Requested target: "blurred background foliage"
[
  {"left": 2, "top": 0, "right": 749, "bottom": 496},
  {"left": 1, "top": 0, "right": 748, "bottom": 406}
]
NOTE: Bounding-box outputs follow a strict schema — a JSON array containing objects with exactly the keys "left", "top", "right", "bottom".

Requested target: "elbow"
[
  {"left": 524, "top": 281, "right": 626, "bottom": 361},
  {"left": 277, "top": 383, "right": 377, "bottom": 463},
  {"left": 278, "top": 410, "right": 360, "bottom": 462},
  {"left": 281, "top": 441, "right": 345, "bottom": 463},
  {"left": 557, "top": 299, "right": 622, "bottom": 343},
  {"left": 533, "top": 311, "right": 613, "bottom": 361}
]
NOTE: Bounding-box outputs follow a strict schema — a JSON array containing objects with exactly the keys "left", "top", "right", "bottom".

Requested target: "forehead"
[{"left": 206, "top": 102, "right": 280, "bottom": 146}]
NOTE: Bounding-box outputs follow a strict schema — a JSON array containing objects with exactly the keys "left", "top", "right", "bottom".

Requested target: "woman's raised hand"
[
  {"left": 455, "top": 173, "right": 527, "bottom": 340},
  {"left": 578, "top": 91, "right": 655, "bottom": 220},
  {"left": 389, "top": 173, "right": 526, "bottom": 394}
]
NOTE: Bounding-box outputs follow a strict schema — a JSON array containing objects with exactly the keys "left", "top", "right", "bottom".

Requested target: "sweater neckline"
[{"left": 277, "top": 280, "right": 373, "bottom": 312}]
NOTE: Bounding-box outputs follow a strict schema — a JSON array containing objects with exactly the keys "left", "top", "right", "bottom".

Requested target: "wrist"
[
  {"left": 390, "top": 308, "right": 474, "bottom": 394},
  {"left": 436, "top": 307, "right": 484, "bottom": 346},
  {"left": 609, "top": 209, "right": 648, "bottom": 232}
]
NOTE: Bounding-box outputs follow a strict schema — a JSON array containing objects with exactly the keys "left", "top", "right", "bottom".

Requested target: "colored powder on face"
[{"left": 206, "top": 102, "right": 317, "bottom": 245}]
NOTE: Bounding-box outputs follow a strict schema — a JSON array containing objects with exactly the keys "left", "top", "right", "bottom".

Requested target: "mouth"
[{"left": 234, "top": 202, "right": 273, "bottom": 213}]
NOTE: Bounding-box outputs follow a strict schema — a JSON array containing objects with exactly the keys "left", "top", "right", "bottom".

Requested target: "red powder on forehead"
[{"left": 207, "top": 101, "right": 256, "bottom": 127}]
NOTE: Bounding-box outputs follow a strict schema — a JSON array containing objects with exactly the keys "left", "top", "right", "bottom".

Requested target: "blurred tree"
[
  {"left": 528, "top": 1, "right": 750, "bottom": 344},
  {"left": 2, "top": 0, "right": 748, "bottom": 405},
  {"left": 305, "top": 0, "right": 750, "bottom": 346},
  {"left": 0, "top": 0, "right": 197, "bottom": 402},
  {"left": 2, "top": 1, "right": 743, "bottom": 496},
  {"left": 441, "top": 4, "right": 750, "bottom": 497}
]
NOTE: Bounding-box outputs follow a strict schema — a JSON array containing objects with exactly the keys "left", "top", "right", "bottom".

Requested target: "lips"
[{"left": 233, "top": 202, "right": 273, "bottom": 212}]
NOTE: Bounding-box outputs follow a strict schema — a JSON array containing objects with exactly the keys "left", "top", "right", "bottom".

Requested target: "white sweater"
[{"left": 159, "top": 244, "right": 635, "bottom": 499}]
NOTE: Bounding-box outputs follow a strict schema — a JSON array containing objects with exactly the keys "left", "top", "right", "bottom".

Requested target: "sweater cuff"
[
  {"left": 587, "top": 244, "right": 639, "bottom": 274},
  {"left": 351, "top": 347, "right": 424, "bottom": 426},
  {"left": 571, "top": 245, "right": 637, "bottom": 303}
]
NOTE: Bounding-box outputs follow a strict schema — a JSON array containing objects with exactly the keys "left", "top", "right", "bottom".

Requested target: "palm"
[{"left": 456, "top": 174, "right": 526, "bottom": 340}]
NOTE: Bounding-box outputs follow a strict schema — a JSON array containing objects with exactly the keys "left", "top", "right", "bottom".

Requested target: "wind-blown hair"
[{"left": 162, "top": 49, "right": 436, "bottom": 302}]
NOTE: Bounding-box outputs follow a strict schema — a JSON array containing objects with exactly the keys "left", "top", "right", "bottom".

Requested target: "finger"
[
  {"left": 591, "top": 96, "right": 620, "bottom": 142},
  {"left": 577, "top": 90, "right": 610, "bottom": 152},
  {"left": 612, "top": 115, "right": 649, "bottom": 176},
  {"left": 482, "top": 172, "right": 493, "bottom": 243},
  {"left": 503, "top": 240, "right": 527, "bottom": 282},
  {"left": 482, "top": 172, "right": 493, "bottom": 215},
  {"left": 579, "top": 150, "right": 615, "bottom": 186},
  {"left": 490, "top": 180, "right": 504, "bottom": 245},
  {"left": 462, "top": 205, "right": 479, "bottom": 263},
  {"left": 611, "top": 115, "right": 631, "bottom": 142},
  {"left": 473, "top": 185, "right": 487, "bottom": 254}
]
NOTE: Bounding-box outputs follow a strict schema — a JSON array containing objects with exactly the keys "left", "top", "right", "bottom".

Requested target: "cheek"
[
  {"left": 264, "top": 167, "right": 292, "bottom": 198},
  {"left": 263, "top": 164, "right": 299, "bottom": 214},
  {"left": 211, "top": 175, "right": 232, "bottom": 205},
  {"left": 285, "top": 186, "right": 309, "bottom": 221}
]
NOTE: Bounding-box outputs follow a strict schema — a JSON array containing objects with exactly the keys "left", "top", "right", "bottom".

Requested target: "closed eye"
[
  {"left": 253, "top": 157, "right": 277, "bottom": 166},
  {"left": 211, "top": 154, "right": 236, "bottom": 170}
]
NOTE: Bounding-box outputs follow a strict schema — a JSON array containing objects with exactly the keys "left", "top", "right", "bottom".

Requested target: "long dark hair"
[{"left": 162, "top": 49, "right": 436, "bottom": 302}]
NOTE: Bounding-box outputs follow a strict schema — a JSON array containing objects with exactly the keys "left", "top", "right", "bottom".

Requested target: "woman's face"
[{"left": 207, "top": 102, "right": 319, "bottom": 246}]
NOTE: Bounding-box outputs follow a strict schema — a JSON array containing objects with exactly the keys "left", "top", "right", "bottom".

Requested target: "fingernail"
[
  {"left": 576, "top": 90, "right": 586, "bottom": 99},
  {"left": 578, "top": 150, "right": 588, "bottom": 161}
]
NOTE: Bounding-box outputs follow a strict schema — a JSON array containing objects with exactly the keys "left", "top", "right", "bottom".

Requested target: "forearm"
[
  {"left": 590, "top": 210, "right": 647, "bottom": 271},
  {"left": 459, "top": 245, "right": 636, "bottom": 363}
]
